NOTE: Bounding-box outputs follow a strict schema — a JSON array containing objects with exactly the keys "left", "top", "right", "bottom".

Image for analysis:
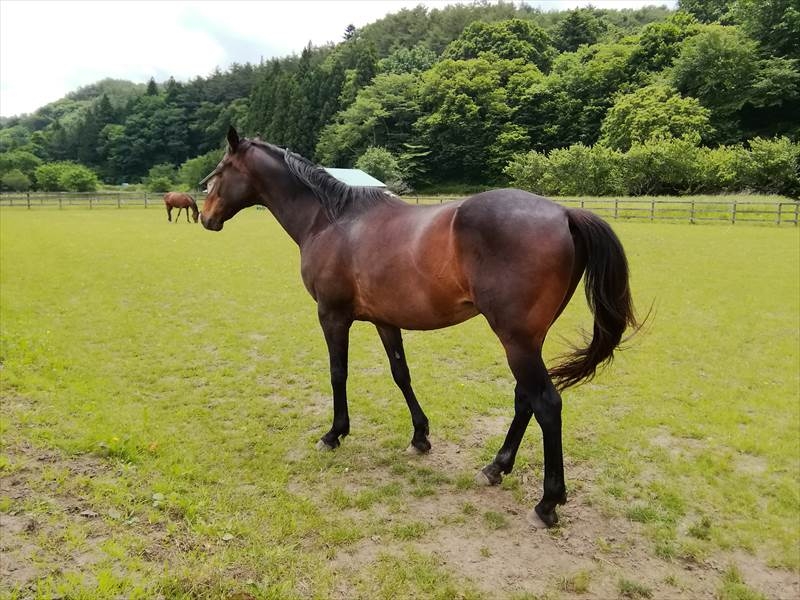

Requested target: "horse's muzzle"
[{"left": 200, "top": 214, "right": 223, "bottom": 231}]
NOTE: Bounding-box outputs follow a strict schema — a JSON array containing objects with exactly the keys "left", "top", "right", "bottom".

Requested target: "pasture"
[{"left": 1, "top": 206, "right": 798, "bottom": 599}]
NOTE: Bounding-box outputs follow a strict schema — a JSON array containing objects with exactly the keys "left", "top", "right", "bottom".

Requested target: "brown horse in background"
[
  {"left": 199, "top": 127, "right": 639, "bottom": 528},
  {"left": 164, "top": 192, "right": 199, "bottom": 223}
]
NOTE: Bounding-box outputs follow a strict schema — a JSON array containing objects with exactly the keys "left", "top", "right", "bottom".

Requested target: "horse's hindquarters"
[{"left": 453, "top": 191, "right": 577, "bottom": 343}]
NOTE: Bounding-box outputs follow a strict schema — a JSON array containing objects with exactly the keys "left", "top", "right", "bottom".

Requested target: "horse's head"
[{"left": 200, "top": 127, "right": 264, "bottom": 231}]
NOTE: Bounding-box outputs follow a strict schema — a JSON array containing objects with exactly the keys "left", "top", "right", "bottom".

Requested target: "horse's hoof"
[
  {"left": 533, "top": 503, "right": 559, "bottom": 528},
  {"left": 409, "top": 437, "right": 431, "bottom": 454},
  {"left": 405, "top": 444, "right": 425, "bottom": 456},
  {"left": 316, "top": 439, "right": 336, "bottom": 452},
  {"left": 476, "top": 465, "right": 503, "bottom": 486},
  {"left": 475, "top": 471, "right": 493, "bottom": 486},
  {"left": 527, "top": 509, "right": 550, "bottom": 530}
]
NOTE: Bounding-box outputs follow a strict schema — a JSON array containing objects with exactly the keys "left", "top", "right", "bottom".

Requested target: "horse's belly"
[
  {"left": 353, "top": 272, "right": 478, "bottom": 330},
  {"left": 357, "top": 300, "right": 478, "bottom": 330}
]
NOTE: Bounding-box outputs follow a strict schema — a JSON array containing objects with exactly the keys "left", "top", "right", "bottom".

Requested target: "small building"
[{"left": 324, "top": 168, "right": 386, "bottom": 188}]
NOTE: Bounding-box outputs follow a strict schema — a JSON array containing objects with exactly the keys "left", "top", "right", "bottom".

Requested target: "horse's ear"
[{"left": 227, "top": 126, "right": 240, "bottom": 152}]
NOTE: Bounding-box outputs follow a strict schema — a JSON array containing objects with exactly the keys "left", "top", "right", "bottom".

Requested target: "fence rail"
[
  {"left": 411, "top": 195, "right": 800, "bottom": 226},
  {"left": 0, "top": 191, "right": 208, "bottom": 209},
  {"left": 1, "top": 191, "right": 797, "bottom": 226}
]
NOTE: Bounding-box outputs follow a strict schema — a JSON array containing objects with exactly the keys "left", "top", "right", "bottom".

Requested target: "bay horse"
[
  {"left": 199, "top": 127, "right": 638, "bottom": 528},
  {"left": 164, "top": 192, "right": 199, "bottom": 223}
]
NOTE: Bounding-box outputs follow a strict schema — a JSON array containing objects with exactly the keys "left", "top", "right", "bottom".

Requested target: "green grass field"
[{"left": 1, "top": 206, "right": 798, "bottom": 599}]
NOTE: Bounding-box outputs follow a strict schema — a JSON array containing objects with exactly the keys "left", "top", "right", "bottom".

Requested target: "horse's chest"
[{"left": 300, "top": 247, "right": 355, "bottom": 305}]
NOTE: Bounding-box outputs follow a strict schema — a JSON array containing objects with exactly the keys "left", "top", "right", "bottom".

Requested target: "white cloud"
[{"left": 0, "top": 0, "right": 676, "bottom": 117}]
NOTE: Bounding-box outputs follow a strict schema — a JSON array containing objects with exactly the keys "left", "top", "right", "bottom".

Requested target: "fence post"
[
  {"left": 731, "top": 200, "right": 737, "bottom": 224},
  {"left": 776, "top": 203, "right": 782, "bottom": 225},
  {"left": 26, "top": 192, "right": 30, "bottom": 209},
  {"left": 89, "top": 195, "right": 93, "bottom": 209},
  {"left": 795, "top": 202, "right": 799, "bottom": 226},
  {"left": 650, "top": 198, "right": 655, "bottom": 221},
  {"left": 59, "top": 195, "right": 62, "bottom": 209},
  {"left": 117, "top": 193, "right": 121, "bottom": 209},
  {"left": 144, "top": 192, "right": 148, "bottom": 208},
  {"left": 690, "top": 200, "right": 695, "bottom": 224},
  {"left": 614, "top": 197, "right": 619, "bottom": 219}
]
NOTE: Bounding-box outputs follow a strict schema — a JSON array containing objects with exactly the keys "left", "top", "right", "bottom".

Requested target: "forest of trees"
[{"left": 0, "top": 0, "right": 797, "bottom": 195}]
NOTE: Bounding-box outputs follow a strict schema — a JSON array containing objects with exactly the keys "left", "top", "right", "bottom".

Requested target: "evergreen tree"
[
  {"left": 553, "top": 8, "right": 608, "bottom": 53},
  {"left": 146, "top": 77, "right": 159, "bottom": 96}
]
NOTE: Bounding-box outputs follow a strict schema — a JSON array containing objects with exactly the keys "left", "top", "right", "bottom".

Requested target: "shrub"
[
  {"left": 504, "top": 136, "right": 798, "bottom": 197},
  {"left": 0, "top": 149, "right": 42, "bottom": 179},
  {"left": 60, "top": 164, "right": 99, "bottom": 192},
  {"left": 33, "top": 161, "right": 98, "bottom": 192},
  {"left": 504, "top": 150, "right": 549, "bottom": 193},
  {"left": 178, "top": 150, "right": 222, "bottom": 190},
  {"left": 746, "top": 137, "right": 799, "bottom": 197},
  {"left": 33, "top": 163, "right": 63, "bottom": 191},
  {"left": 355, "top": 147, "right": 401, "bottom": 183},
  {"left": 622, "top": 137, "right": 704, "bottom": 195},
  {"left": 355, "top": 146, "right": 409, "bottom": 193},
  {"left": 145, "top": 163, "right": 177, "bottom": 192},
  {"left": 543, "top": 143, "right": 625, "bottom": 196},
  {"left": 1, "top": 168, "right": 32, "bottom": 191},
  {"left": 698, "top": 145, "right": 754, "bottom": 193}
]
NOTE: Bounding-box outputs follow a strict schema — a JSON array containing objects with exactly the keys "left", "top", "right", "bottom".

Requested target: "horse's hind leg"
[
  {"left": 478, "top": 339, "right": 566, "bottom": 528},
  {"left": 166, "top": 206, "right": 172, "bottom": 222},
  {"left": 376, "top": 324, "right": 431, "bottom": 453}
]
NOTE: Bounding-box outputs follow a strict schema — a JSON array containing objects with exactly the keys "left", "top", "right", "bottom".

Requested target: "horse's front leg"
[
  {"left": 317, "top": 306, "right": 353, "bottom": 450},
  {"left": 375, "top": 324, "right": 431, "bottom": 453}
]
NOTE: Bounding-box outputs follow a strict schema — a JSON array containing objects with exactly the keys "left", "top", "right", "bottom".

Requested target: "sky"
[{"left": 0, "top": 0, "right": 676, "bottom": 118}]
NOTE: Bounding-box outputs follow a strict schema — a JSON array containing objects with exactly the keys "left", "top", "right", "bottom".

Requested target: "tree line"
[{"left": 0, "top": 0, "right": 797, "bottom": 196}]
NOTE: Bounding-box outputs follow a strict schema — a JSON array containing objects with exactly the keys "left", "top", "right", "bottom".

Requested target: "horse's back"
[
  {"left": 164, "top": 192, "right": 196, "bottom": 208},
  {"left": 304, "top": 190, "right": 578, "bottom": 331}
]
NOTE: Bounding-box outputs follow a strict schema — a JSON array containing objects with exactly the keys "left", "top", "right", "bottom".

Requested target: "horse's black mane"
[{"left": 248, "top": 139, "right": 395, "bottom": 221}]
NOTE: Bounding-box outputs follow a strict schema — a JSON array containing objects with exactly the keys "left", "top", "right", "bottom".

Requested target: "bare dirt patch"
[
  {"left": 0, "top": 441, "right": 185, "bottom": 597},
  {"left": 0, "top": 441, "right": 112, "bottom": 592},
  {"left": 328, "top": 431, "right": 799, "bottom": 599}
]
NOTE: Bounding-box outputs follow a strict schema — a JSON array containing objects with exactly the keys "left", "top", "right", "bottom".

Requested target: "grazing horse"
[
  {"left": 164, "top": 192, "right": 199, "bottom": 223},
  {"left": 200, "top": 127, "right": 639, "bottom": 527}
]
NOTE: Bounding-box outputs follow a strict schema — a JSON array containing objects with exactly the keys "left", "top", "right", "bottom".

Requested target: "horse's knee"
[{"left": 330, "top": 365, "right": 347, "bottom": 387}]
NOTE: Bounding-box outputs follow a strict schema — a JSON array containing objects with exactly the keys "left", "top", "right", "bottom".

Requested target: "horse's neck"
[{"left": 263, "top": 187, "right": 327, "bottom": 246}]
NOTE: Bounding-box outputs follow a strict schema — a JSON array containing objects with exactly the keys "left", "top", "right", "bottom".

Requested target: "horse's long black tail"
[{"left": 550, "top": 209, "right": 638, "bottom": 391}]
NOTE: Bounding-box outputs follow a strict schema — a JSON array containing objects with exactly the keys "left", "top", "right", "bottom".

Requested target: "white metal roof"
[{"left": 324, "top": 168, "right": 386, "bottom": 188}]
